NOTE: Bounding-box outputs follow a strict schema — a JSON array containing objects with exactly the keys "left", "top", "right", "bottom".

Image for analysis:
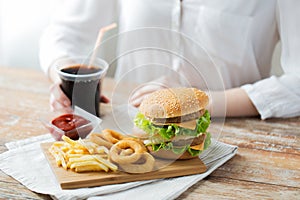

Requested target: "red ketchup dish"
[
  {"left": 40, "top": 107, "right": 101, "bottom": 141},
  {"left": 41, "top": 113, "right": 94, "bottom": 141},
  {"left": 50, "top": 114, "right": 93, "bottom": 140}
]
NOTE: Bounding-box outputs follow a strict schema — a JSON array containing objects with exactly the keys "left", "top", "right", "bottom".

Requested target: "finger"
[
  {"left": 50, "top": 94, "right": 73, "bottom": 113},
  {"left": 100, "top": 95, "right": 110, "bottom": 103},
  {"left": 49, "top": 83, "right": 71, "bottom": 107},
  {"left": 130, "top": 84, "right": 161, "bottom": 102},
  {"left": 50, "top": 94, "right": 64, "bottom": 111},
  {"left": 130, "top": 96, "right": 145, "bottom": 107},
  {"left": 129, "top": 86, "right": 160, "bottom": 107}
]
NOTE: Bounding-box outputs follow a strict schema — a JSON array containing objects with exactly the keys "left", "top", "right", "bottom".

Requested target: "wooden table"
[{"left": 0, "top": 67, "right": 299, "bottom": 199}]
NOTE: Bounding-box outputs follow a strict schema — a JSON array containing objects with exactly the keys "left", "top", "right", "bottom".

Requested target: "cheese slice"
[
  {"left": 174, "top": 120, "right": 197, "bottom": 130},
  {"left": 152, "top": 119, "right": 197, "bottom": 130},
  {"left": 171, "top": 135, "right": 196, "bottom": 142},
  {"left": 190, "top": 142, "right": 204, "bottom": 151}
]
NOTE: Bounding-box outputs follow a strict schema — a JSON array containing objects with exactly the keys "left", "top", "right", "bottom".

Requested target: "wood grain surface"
[{"left": 0, "top": 67, "right": 299, "bottom": 199}]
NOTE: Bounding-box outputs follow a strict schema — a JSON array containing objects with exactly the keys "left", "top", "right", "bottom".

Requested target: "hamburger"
[{"left": 134, "top": 87, "right": 211, "bottom": 160}]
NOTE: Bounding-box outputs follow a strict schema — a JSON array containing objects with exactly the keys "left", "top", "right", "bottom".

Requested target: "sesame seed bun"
[{"left": 139, "top": 88, "right": 209, "bottom": 119}]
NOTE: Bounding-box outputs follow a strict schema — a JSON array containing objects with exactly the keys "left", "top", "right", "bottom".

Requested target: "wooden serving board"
[{"left": 41, "top": 142, "right": 207, "bottom": 189}]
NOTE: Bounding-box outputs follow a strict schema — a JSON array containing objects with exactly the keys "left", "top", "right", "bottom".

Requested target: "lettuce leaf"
[
  {"left": 148, "top": 132, "right": 212, "bottom": 156},
  {"left": 134, "top": 111, "right": 211, "bottom": 140},
  {"left": 186, "top": 131, "right": 211, "bottom": 156},
  {"left": 196, "top": 110, "right": 211, "bottom": 133},
  {"left": 187, "top": 147, "right": 201, "bottom": 157},
  {"left": 134, "top": 111, "right": 212, "bottom": 156},
  {"left": 172, "top": 146, "right": 188, "bottom": 154},
  {"left": 203, "top": 131, "right": 211, "bottom": 150}
]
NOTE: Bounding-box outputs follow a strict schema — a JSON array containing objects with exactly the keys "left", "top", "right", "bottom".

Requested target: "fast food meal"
[{"left": 134, "top": 87, "right": 211, "bottom": 160}]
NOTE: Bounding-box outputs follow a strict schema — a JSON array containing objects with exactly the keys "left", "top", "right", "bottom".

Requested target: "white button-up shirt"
[{"left": 39, "top": 0, "right": 300, "bottom": 119}]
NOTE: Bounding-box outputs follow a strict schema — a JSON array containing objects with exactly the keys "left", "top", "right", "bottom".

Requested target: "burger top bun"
[{"left": 139, "top": 88, "right": 209, "bottom": 119}]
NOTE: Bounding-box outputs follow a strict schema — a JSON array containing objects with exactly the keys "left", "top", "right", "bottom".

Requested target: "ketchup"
[{"left": 51, "top": 114, "right": 92, "bottom": 140}]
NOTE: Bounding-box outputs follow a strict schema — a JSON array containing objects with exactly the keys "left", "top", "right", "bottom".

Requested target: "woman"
[{"left": 40, "top": 0, "right": 300, "bottom": 119}]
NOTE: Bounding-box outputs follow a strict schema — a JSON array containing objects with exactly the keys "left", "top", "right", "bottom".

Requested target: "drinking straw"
[{"left": 89, "top": 23, "right": 117, "bottom": 67}]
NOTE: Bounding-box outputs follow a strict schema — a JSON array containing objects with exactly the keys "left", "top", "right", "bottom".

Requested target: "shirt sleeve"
[
  {"left": 39, "top": 0, "right": 117, "bottom": 75},
  {"left": 241, "top": 0, "right": 300, "bottom": 119}
]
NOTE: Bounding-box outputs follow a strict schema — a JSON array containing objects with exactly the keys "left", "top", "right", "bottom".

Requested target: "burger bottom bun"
[{"left": 146, "top": 146, "right": 198, "bottom": 160}]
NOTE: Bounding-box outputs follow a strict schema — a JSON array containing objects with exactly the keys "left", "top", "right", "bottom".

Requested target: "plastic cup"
[{"left": 55, "top": 56, "right": 108, "bottom": 117}]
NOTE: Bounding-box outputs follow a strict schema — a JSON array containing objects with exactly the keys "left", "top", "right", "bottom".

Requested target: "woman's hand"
[
  {"left": 49, "top": 83, "right": 72, "bottom": 112},
  {"left": 130, "top": 84, "right": 166, "bottom": 107},
  {"left": 49, "top": 83, "right": 109, "bottom": 112},
  {"left": 129, "top": 76, "right": 181, "bottom": 107}
]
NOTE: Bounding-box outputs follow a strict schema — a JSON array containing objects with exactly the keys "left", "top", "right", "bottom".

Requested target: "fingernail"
[
  {"left": 63, "top": 100, "right": 70, "bottom": 106},
  {"left": 131, "top": 100, "right": 139, "bottom": 107},
  {"left": 54, "top": 103, "right": 64, "bottom": 110}
]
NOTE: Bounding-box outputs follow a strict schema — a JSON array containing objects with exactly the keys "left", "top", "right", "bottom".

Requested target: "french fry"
[
  {"left": 93, "top": 155, "right": 118, "bottom": 172},
  {"left": 49, "top": 145, "right": 67, "bottom": 167},
  {"left": 49, "top": 148, "right": 62, "bottom": 166},
  {"left": 73, "top": 149, "right": 86, "bottom": 154},
  {"left": 95, "top": 146, "right": 109, "bottom": 154},
  {"left": 74, "top": 163, "right": 108, "bottom": 172},
  {"left": 70, "top": 159, "right": 109, "bottom": 172},
  {"left": 60, "top": 152, "right": 68, "bottom": 170},
  {"left": 68, "top": 155, "right": 95, "bottom": 163},
  {"left": 62, "top": 135, "right": 77, "bottom": 146},
  {"left": 61, "top": 145, "right": 71, "bottom": 152},
  {"left": 66, "top": 154, "right": 84, "bottom": 158},
  {"left": 52, "top": 141, "right": 67, "bottom": 147},
  {"left": 70, "top": 160, "right": 99, "bottom": 169},
  {"left": 78, "top": 138, "right": 96, "bottom": 154},
  {"left": 49, "top": 135, "right": 118, "bottom": 173}
]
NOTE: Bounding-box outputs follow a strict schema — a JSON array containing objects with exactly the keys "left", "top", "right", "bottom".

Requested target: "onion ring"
[
  {"left": 89, "top": 133, "right": 113, "bottom": 149},
  {"left": 110, "top": 140, "right": 146, "bottom": 164},
  {"left": 119, "top": 153, "right": 155, "bottom": 174},
  {"left": 122, "top": 137, "right": 147, "bottom": 152},
  {"left": 102, "top": 129, "right": 125, "bottom": 144},
  {"left": 89, "top": 129, "right": 127, "bottom": 149}
]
